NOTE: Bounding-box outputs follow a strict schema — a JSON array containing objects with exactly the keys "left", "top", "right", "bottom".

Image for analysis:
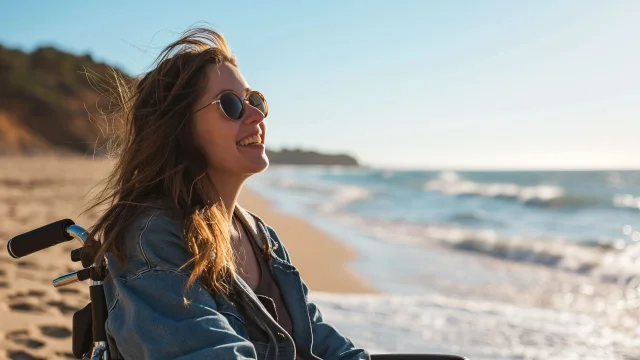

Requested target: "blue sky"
[{"left": 1, "top": 0, "right": 639, "bottom": 170}]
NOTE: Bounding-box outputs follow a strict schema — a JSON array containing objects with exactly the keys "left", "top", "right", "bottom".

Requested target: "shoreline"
[
  {"left": 1, "top": 156, "right": 637, "bottom": 358},
  {"left": 239, "top": 186, "right": 378, "bottom": 294}
]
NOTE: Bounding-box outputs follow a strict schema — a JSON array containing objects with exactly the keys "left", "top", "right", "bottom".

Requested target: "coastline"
[
  {"left": 238, "top": 186, "right": 378, "bottom": 294},
  {"left": 1, "top": 157, "right": 638, "bottom": 358}
]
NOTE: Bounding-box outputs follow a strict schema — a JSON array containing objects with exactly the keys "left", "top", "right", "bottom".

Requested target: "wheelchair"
[{"left": 7, "top": 219, "right": 469, "bottom": 360}]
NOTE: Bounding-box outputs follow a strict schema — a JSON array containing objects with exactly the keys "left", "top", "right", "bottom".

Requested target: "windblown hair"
[{"left": 83, "top": 27, "right": 238, "bottom": 300}]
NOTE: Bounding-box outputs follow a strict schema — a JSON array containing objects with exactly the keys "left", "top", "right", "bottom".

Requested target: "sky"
[{"left": 1, "top": 0, "right": 639, "bottom": 170}]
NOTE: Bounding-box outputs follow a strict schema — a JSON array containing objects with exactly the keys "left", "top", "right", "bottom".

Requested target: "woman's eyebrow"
[
  {"left": 212, "top": 89, "right": 233, "bottom": 99},
  {"left": 211, "top": 87, "right": 252, "bottom": 99}
]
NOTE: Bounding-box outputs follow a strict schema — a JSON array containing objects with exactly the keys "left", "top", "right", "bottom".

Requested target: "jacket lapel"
[{"left": 234, "top": 205, "right": 267, "bottom": 248}]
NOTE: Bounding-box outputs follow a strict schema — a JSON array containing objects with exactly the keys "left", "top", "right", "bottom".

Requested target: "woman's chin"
[
  {"left": 242, "top": 156, "right": 269, "bottom": 175},
  {"left": 228, "top": 146, "right": 270, "bottom": 176}
]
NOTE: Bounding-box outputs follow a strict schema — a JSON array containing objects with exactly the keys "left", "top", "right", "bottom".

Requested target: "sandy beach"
[{"left": 0, "top": 156, "right": 374, "bottom": 360}]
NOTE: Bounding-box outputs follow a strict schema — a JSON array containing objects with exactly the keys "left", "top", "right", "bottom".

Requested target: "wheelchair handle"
[
  {"left": 7, "top": 219, "right": 87, "bottom": 258},
  {"left": 53, "top": 267, "right": 92, "bottom": 288}
]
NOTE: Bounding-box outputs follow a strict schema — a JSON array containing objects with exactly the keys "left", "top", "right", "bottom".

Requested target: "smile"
[{"left": 237, "top": 134, "right": 262, "bottom": 146}]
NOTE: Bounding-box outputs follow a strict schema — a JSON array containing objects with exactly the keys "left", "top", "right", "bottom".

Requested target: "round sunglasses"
[{"left": 194, "top": 90, "right": 268, "bottom": 120}]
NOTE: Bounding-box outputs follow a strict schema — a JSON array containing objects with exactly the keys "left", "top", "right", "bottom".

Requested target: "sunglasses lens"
[
  {"left": 219, "top": 92, "right": 244, "bottom": 120},
  {"left": 248, "top": 92, "right": 268, "bottom": 117}
]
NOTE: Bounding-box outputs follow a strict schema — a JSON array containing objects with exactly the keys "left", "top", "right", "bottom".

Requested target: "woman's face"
[{"left": 192, "top": 63, "right": 269, "bottom": 179}]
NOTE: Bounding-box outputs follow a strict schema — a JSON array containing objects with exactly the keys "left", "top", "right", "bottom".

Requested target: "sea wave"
[
  {"left": 337, "top": 215, "right": 640, "bottom": 284},
  {"left": 260, "top": 177, "right": 372, "bottom": 213},
  {"left": 317, "top": 184, "right": 372, "bottom": 213},
  {"left": 424, "top": 171, "right": 598, "bottom": 208},
  {"left": 612, "top": 194, "right": 640, "bottom": 211}
]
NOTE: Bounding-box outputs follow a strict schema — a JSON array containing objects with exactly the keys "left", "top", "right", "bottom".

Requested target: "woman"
[{"left": 84, "top": 27, "right": 370, "bottom": 360}]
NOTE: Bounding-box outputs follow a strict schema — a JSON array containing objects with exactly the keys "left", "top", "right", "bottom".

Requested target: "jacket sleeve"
[
  {"left": 266, "top": 226, "right": 371, "bottom": 360},
  {"left": 105, "top": 213, "right": 258, "bottom": 360}
]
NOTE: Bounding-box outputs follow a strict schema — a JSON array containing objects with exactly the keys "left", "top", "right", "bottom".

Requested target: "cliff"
[
  {"left": 0, "top": 44, "right": 120, "bottom": 154},
  {"left": 266, "top": 148, "right": 359, "bottom": 166}
]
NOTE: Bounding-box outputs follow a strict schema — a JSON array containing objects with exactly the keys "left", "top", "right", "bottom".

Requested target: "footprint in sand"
[
  {"left": 7, "top": 289, "right": 81, "bottom": 315},
  {"left": 56, "top": 351, "right": 76, "bottom": 359},
  {"left": 39, "top": 325, "right": 72, "bottom": 339},
  {"left": 8, "top": 290, "right": 47, "bottom": 299},
  {"left": 7, "top": 290, "right": 48, "bottom": 313},
  {"left": 5, "top": 329, "right": 45, "bottom": 349},
  {"left": 3, "top": 326, "right": 74, "bottom": 359},
  {"left": 7, "top": 301, "right": 46, "bottom": 313},
  {"left": 6, "top": 350, "right": 45, "bottom": 360},
  {"left": 56, "top": 287, "right": 82, "bottom": 295},
  {"left": 16, "top": 261, "right": 40, "bottom": 270},
  {"left": 45, "top": 300, "right": 78, "bottom": 315},
  {"left": 0, "top": 268, "right": 7, "bottom": 288}
]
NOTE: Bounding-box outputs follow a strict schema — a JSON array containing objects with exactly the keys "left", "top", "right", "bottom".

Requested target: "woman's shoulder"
[
  {"left": 108, "top": 201, "right": 187, "bottom": 279},
  {"left": 123, "top": 201, "right": 181, "bottom": 244}
]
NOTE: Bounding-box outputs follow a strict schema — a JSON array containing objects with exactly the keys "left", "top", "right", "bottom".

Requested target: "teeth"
[{"left": 238, "top": 134, "right": 262, "bottom": 146}]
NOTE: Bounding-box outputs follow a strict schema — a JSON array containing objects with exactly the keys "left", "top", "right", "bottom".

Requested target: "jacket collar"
[{"left": 234, "top": 204, "right": 272, "bottom": 250}]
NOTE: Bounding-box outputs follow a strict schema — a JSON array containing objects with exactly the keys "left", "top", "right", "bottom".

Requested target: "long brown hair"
[{"left": 83, "top": 27, "right": 238, "bottom": 299}]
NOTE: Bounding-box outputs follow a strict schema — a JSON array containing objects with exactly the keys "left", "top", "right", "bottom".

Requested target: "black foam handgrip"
[{"left": 7, "top": 219, "right": 75, "bottom": 258}]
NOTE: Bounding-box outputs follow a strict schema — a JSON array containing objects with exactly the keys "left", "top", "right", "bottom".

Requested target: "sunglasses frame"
[{"left": 194, "top": 90, "right": 268, "bottom": 120}]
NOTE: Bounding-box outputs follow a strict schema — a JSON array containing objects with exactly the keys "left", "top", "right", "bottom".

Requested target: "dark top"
[{"left": 236, "top": 215, "right": 295, "bottom": 344}]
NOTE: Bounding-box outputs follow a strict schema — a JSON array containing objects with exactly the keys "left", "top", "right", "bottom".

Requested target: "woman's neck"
[{"left": 205, "top": 169, "right": 246, "bottom": 220}]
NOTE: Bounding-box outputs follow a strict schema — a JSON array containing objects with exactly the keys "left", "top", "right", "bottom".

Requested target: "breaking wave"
[
  {"left": 337, "top": 214, "right": 640, "bottom": 285},
  {"left": 612, "top": 194, "right": 640, "bottom": 211},
  {"left": 424, "top": 171, "right": 599, "bottom": 208}
]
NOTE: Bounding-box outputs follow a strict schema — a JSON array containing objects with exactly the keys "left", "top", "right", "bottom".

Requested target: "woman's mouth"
[{"left": 236, "top": 134, "right": 263, "bottom": 147}]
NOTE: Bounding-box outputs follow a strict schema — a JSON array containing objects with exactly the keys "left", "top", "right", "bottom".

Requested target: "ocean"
[{"left": 247, "top": 166, "right": 640, "bottom": 360}]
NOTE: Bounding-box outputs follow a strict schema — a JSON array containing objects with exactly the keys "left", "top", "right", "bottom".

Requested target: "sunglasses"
[{"left": 194, "top": 90, "right": 268, "bottom": 120}]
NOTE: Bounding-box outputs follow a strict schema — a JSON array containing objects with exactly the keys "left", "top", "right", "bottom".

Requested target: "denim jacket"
[{"left": 103, "top": 204, "right": 370, "bottom": 360}]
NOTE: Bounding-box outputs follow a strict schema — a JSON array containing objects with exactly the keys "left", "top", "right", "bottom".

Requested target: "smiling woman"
[{"left": 81, "top": 26, "right": 370, "bottom": 360}]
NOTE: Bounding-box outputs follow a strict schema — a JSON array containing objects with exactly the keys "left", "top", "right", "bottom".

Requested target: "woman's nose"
[{"left": 243, "top": 102, "right": 265, "bottom": 125}]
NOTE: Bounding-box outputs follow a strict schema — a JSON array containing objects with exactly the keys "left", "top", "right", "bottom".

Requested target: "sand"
[{"left": 0, "top": 155, "right": 375, "bottom": 360}]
